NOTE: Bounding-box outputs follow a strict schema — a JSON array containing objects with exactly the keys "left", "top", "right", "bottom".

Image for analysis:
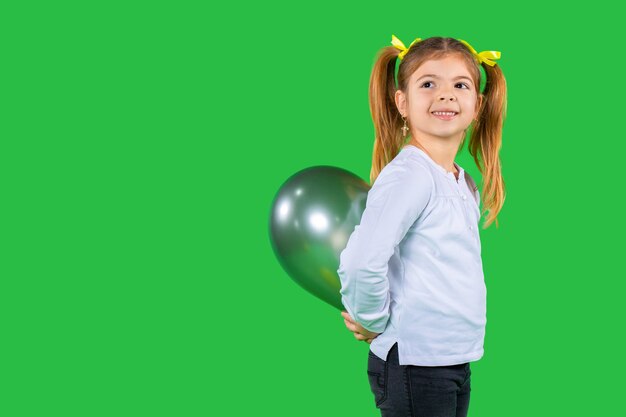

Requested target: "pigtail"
[
  {"left": 368, "top": 47, "right": 405, "bottom": 185},
  {"left": 468, "top": 62, "right": 508, "bottom": 229}
]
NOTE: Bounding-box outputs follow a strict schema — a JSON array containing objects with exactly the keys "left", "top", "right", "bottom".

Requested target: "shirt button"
[
  {"left": 469, "top": 226, "right": 474, "bottom": 230},
  {"left": 462, "top": 195, "right": 467, "bottom": 200}
]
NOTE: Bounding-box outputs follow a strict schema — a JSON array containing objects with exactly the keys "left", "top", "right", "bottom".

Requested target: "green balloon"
[{"left": 269, "top": 166, "right": 369, "bottom": 310}]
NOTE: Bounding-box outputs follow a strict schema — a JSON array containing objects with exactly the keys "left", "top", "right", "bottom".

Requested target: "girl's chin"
[{"left": 420, "top": 130, "right": 469, "bottom": 140}]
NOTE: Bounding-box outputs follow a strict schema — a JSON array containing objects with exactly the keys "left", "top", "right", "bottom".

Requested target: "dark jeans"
[{"left": 367, "top": 342, "right": 471, "bottom": 417}]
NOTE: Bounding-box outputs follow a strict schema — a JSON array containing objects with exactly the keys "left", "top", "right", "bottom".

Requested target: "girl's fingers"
[
  {"left": 342, "top": 311, "right": 377, "bottom": 344},
  {"left": 342, "top": 312, "right": 373, "bottom": 341},
  {"left": 341, "top": 311, "right": 355, "bottom": 324}
]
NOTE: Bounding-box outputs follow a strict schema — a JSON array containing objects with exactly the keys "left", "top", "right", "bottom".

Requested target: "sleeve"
[{"left": 336, "top": 160, "right": 433, "bottom": 333}]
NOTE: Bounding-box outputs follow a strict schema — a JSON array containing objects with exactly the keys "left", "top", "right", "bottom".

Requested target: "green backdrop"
[{"left": 1, "top": 1, "right": 624, "bottom": 416}]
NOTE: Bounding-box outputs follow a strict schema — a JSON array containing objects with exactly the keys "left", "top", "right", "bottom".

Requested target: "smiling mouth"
[{"left": 431, "top": 111, "right": 458, "bottom": 120}]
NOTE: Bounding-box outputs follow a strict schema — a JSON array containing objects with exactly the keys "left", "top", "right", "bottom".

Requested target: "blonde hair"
[{"left": 368, "top": 37, "right": 507, "bottom": 228}]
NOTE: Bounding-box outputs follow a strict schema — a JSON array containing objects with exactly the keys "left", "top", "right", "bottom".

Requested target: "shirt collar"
[{"left": 402, "top": 145, "right": 465, "bottom": 182}]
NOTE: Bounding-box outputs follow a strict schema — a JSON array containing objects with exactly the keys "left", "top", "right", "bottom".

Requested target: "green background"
[{"left": 1, "top": 1, "right": 623, "bottom": 416}]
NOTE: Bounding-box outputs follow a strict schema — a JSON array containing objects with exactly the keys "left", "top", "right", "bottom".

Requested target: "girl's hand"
[{"left": 341, "top": 310, "right": 380, "bottom": 344}]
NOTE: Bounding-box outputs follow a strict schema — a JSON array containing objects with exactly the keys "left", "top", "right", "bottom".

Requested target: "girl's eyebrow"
[{"left": 416, "top": 74, "right": 473, "bottom": 83}]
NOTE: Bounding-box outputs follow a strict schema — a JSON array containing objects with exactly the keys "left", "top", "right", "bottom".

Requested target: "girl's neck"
[{"left": 406, "top": 138, "right": 459, "bottom": 177}]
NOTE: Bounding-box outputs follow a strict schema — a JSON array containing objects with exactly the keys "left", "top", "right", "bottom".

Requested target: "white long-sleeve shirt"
[{"left": 337, "top": 144, "right": 486, "bottom": 366}]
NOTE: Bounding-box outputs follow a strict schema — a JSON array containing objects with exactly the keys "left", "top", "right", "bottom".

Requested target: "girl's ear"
[{"left": 395, "top": 89, "right": 407, "bottom": 117}]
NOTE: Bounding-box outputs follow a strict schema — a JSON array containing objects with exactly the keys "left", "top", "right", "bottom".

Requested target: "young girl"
[{"left": 336, "top": 34, "right": 507, "bottom": 417}]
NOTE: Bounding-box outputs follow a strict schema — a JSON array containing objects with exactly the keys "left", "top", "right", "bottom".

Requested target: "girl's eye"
[{"left": 420, "top": 81, "right": 470, "bottom": 89}]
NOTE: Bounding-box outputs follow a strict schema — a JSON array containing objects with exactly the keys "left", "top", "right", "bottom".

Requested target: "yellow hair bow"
[
  {"left": 458, "top": 39, "right": 501, "bottom": 67},
  {"left": 391, "top": 34, "right": 422, "bottom": 60}
]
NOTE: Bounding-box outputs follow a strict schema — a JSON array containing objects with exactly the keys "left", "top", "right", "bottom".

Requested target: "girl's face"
[{"left": 396, "top": 55, "right": 483, "bottom": 142}]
